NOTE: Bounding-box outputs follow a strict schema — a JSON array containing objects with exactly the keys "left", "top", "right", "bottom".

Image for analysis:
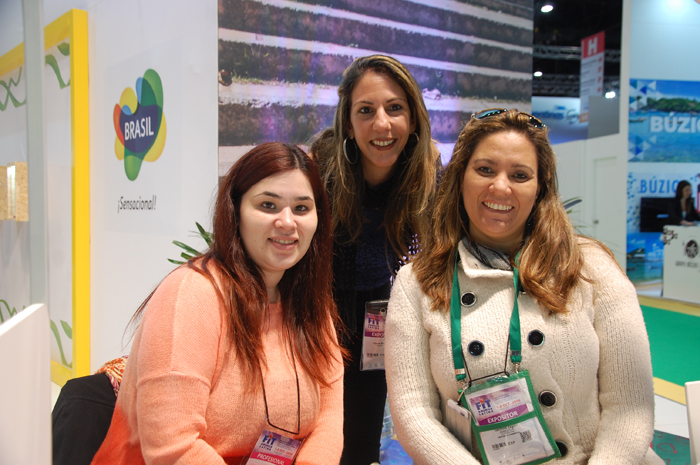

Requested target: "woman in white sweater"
[{"left": 385, "top": 109, "right": 663, "bottom": 464}]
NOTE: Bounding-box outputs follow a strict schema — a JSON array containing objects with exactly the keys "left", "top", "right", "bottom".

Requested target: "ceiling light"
[
  {"left": 605, "top": 91, "right": 616, "bottom": 99},
  {"left": 541, "top": 4, "right": 554, "bottom": 13},
  {"left": 533, "top": 71, "right": 543, "bottom": 77}
]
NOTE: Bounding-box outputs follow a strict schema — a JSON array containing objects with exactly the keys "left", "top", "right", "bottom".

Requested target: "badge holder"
[
  {"left": 245, "top": 430, "right": 303, "bottom": 465},
  {"left": 444, "top": 397, "right": 472, "bottom": 451},
  {"left": 360, "top": 299, "right": 388, "bottom": 371},
  {"left": 450, "top": 257, "right": 560, "bottom": 465},
  {"left": 461, "top": 371, "right": 558, "bottom": 465}
]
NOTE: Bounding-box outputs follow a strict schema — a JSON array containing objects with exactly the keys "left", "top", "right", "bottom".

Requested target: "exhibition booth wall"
[
  {"left": 1, "top": 0, "right": 699, "bottom": 390},
  {"left": 1, "top": 0, "right": 218, "bottom": 381},
  {"left": 625, "top": 0, "right": 700, "bottom": 287},
  {"left": 552, "top": 0, "right": 700, "bottom": 291},
  {"left": 520, "top": 0, "right": 700, "bottom": 406},
  {"left": 1, "top": 0, "right": 537, "bottom": 382},
  {"left": 1, "top": 8, "right": 90, "bottom": 384}
]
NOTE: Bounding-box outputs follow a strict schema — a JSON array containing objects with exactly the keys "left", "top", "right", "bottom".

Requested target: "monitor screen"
[{"left": 640, "top": 197, "right": 672, "bottom": 232}]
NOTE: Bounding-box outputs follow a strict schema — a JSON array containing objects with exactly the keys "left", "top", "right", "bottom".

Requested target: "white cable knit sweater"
[{"left": 385, "top": 239, "right": 663, "bottom": 465}]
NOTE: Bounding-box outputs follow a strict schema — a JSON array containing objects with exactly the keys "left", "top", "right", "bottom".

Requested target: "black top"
[
  {"left": 668, "top": 198, "right": 700, "bottom": 225},
  {"left": 332, "top": 175, "right": 403, "bottom": 332}
]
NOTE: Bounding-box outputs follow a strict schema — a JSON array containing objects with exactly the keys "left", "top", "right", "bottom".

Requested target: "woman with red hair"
[{"left": 93, "top": 142, "right": 344, "bottom": 464}]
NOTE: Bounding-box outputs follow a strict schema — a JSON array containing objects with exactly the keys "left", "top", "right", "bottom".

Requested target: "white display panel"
[
  {"left": 0, "top": 304, "right": 51, "bottom": 465},
  {"left": 662, "top": 225, "right": 700, "bottom": 305}
]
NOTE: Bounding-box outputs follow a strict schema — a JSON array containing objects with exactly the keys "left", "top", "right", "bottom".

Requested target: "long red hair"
[{"left": 132, "top": 143, "right": 341, "bottom": 389}]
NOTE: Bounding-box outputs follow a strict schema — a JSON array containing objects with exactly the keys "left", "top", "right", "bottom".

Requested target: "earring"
[
  {"left": 343, "top": 138, "right": 358, "bottom": 164},
  {"left": 402, "top": 132, "right": 421, "bottom": 161},
  {"left": 525, "top": 210, "right": 536, "bottom": 234}
]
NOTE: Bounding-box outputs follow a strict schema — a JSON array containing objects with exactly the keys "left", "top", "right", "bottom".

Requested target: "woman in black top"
[
  {"left": 311, "top": 55, "right": 441, "bottom": 465},
  {"left": 669, "top": 180, "right": 700, "bottom": 225}
]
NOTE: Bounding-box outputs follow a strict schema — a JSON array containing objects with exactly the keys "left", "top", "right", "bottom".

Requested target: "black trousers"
[
  {"left": 52, "top": 373, "right": 116, "bottom": 465},
  {"left": 340, "top": 284, "right": 390, "bottom": 465}
]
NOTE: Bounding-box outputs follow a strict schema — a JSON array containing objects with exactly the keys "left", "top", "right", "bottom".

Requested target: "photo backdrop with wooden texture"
[{"left": 218, "top": 0, "right": 535, "bottom": 173}]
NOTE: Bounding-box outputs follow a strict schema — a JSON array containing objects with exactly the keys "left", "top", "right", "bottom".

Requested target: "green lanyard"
[{"left": 451, "top": 252, "right": 522, "bottom": 386}]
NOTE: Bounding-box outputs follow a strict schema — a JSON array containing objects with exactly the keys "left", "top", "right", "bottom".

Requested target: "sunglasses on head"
[{"left": 471, "top": 108, "right": 546, "bottom": 129}]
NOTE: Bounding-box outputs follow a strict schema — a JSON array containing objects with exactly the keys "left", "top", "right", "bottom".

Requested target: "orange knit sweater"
[{"left": 92, "top": 267, "right": 343, "bottom": 465}]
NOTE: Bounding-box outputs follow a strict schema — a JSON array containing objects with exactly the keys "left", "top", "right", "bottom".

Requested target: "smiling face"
[
  {"left": 461, "top": 131, "right": 539, "bottom": 253},
  {"left": 239, "top": 170, "right": 318, "bottom": 291},
  {"left": 347, "top": 71, "right": 415, "bottom": 186}
]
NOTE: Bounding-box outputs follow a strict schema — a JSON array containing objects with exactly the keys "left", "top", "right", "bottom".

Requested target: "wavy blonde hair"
[
  {"left": 414, "top": 109, "right": 607, "bottom": 314},
  {"left": 311, "top": 55, "right": 440, "bottom": 260}
]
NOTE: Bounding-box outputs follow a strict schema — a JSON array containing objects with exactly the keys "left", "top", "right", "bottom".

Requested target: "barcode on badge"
[{"left": 520, "top": 430, "right": 532, "bottom": 443}]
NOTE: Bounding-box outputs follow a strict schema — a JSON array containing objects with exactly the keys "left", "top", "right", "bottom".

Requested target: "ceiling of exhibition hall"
[{"left": 532, "top": 0, "right": 623, "bottom": 97}]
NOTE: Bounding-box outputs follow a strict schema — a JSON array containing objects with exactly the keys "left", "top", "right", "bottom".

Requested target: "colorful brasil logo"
[{"left": 113, "top": 69, "right": 166, "bottom": 181}]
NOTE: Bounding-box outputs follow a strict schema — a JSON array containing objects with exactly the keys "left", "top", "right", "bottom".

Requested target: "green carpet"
[
  {"left": 651, "top": 430, "right": 691, "bottom": 464},
  {"left": 641, "top": 305, "right": 700, "bottom": 387}
]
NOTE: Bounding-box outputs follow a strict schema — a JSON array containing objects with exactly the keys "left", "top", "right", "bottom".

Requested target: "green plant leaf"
[
  {"left": 195, "top": 221, "right": 206, "bottom": 235},
  {"left": 195, "top": 222, "right": 214, "bottom": 247},
  {"left": 563, "top": 198, "right": 582, "bottom": 210},
  {"left": 168, "top": 222, "right": 214, "bottom": 264},
  {"left": 172, "top": 240, "right": 200, "bottom": 256},
  {"left": 60, "top": 320, "right": 73, "bottom": 339}
]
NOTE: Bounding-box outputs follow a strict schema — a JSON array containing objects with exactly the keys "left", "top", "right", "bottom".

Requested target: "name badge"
[
  {"left": 462, "top": 372, "right": 559, "bottom": 465},
  {"left": 466, "top": 382, "right": 530, "bottom": 427},
  {"left": 360, "top": 300, "right": 388, "bottom": 371},
  {"left": 245, "top": 429, "right": 302, "bottom": 465}
]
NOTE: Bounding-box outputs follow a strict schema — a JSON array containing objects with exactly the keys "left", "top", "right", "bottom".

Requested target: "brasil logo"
[{"left": 113, "top": 69, "right": 166, "bottom": 181}]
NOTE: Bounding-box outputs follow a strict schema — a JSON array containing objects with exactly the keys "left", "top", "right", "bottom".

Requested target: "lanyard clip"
[
  {"left": 510, "top": 349, "right": 522, "bottom": 366},
  {"left": 456, "top": 380, "right": 468, "bottom": 404},
  {"left": 513, "top": 362, "right": 521, "bottom": 374}
]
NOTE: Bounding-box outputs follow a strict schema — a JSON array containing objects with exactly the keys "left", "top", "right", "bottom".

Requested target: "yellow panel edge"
[
  {"left": 69, "top": 8, "right": 91, "bottom": 377},
  {"left": 0, "top": 43, "right": 25, "bottom": 78},
  {"left": 44, "top": 10, "right": 72, "bottom": 50},
  {"left": 51, "top": 359, "right": 74, "bottom": 387},
  {"left": 653, "top": 377, "right": 687, "bottom": 405},
  {"left": 0, "top": 9, "right": 76, "bottom": 78},
  {"left": 638, "top": 295, "right": 700, "bottom": 317}
]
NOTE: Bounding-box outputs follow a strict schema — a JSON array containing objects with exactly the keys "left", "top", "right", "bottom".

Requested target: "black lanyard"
[
  {"left": 260, "top": 325, "right": 300, "bottom": 435},
  {"left": 451, "top": 252, "right": 522, "bottom": 388}
]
